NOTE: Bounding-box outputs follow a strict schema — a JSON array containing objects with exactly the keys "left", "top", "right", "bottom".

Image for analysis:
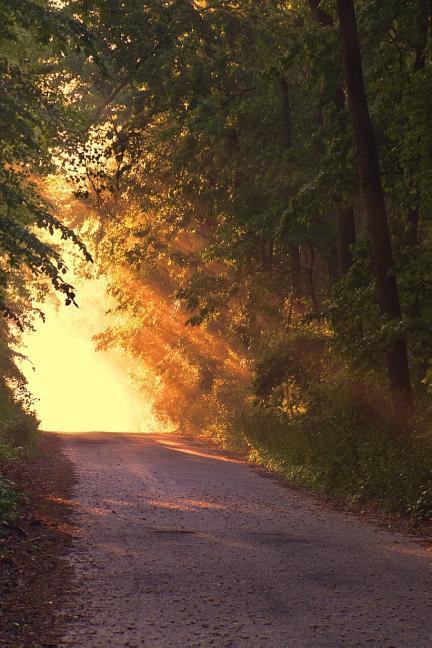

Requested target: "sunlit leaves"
[
  {"left": 58, "top": 0, "right": 432, "bottom": 400},
  {"left": 0, "top": 0, "right": 94, "bottom": 324}
]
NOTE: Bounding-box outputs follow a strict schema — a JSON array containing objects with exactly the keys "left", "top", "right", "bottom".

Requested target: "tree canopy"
[
  {"left": 59, "top": 0, "right": 432, "bottom": 419},
  {"left": 3, "top": 0, "right": 432, "bottom": 518}
]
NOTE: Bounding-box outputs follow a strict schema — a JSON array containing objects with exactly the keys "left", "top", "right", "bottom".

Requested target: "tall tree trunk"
[
  {"left": 280, "top": 76, "right": 292, "bottom": 148},
  {"left": 328, "top": 242, "right": 339, "bottom": 287},
  {"left": 280, "top": 77, "right": 308, "bottom": 303},
  {"left": 308, "top": 0, "right": 333, "bottom": 26},
  {"left": 337, "top": 205, "right": 356, "bottom": 275},
  {"left": 406, "top": 207, "right": 421, "bottom": 319},
  {"left": 307, "top": 241, "right": 319, "bottom": 314},
  {"left": 336, "top": 0, "right": 413, "bottom": 420},
  {"left": 414, "top": 4, "right": 429, "bottom": 72},
  {"left": 289, "top": 244, "right": 304, "bottom": 298},
  {"left": 260, "top": 237, "right": 274, "bottom": 272},
  {"left": 404, "top": 8, "right": 429, "bottom": 318},
  {"left": 308, "top": 0, "right": 356, "bottom": 277}
]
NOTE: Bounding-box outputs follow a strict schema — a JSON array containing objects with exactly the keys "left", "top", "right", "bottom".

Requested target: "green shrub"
[
  {"left": 0, "top": 478, "right": 22, "bottom": 528},
  {"left": 0, "top": 413, "right": 39, "bottom": 451},
  {"left": 218, "top": 391, "right": 432, "bottom": 522},
  {"left": 187, "top": 331, "right": 432, "bottom": 523}
]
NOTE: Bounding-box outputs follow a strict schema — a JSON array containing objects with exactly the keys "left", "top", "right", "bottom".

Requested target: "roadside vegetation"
[
  {"left": 2, "top": 0, "right": 432, "bottom": 524},
  {"left": 0, "top": 322, "right": 39, "bottom": 528},
  {"left": 0, "top": 1, "right": 90, "bottom": 525}
]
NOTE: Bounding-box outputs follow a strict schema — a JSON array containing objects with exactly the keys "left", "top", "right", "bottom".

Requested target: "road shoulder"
[{"left": 0, "top": 433, "right": 75, "bottom": 647}]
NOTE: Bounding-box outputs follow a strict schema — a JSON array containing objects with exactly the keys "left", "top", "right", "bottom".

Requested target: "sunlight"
[
  {"left": 156, "top": 436, "right": 239, "bottom": 463},
  {"left": 20, "top": 275, "right": 159, "bottom": 434}
]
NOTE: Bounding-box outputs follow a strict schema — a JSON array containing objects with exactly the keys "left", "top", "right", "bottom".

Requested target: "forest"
[{"left": 2, "top": 0, "right": 432, "bottom": 524}]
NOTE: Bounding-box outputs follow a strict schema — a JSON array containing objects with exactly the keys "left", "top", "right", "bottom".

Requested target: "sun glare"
[{"left": 20, "top": 275, "right": 158, "bottom": 434}]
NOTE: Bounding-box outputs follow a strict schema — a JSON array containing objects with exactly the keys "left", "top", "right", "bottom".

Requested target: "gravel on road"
[{"left": 60, "top": 431, "right": 432, "bottom": 647}]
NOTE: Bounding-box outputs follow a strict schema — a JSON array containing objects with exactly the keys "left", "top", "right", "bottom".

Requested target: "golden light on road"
[{"left": 20, "top": 274, "right": 158, "bottom": 434}]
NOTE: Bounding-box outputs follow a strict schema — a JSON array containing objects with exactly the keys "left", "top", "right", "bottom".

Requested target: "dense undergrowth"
[
  {"left": 0, "top": 332, "right": 39, "bottom": 530},
  {"left": 181, "top": 331, "right": 432, "bottom": 524},
  {"left": 0, "top": 418, "right": 38, "bottom": 531},
  {"left": 0, "top": 478, "right": 22, "bottom": 529}
]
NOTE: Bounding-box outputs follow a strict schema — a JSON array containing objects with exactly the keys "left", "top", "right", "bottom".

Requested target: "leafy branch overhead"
[
  {"left": 0, "top": 0, "right": 94, "bottom": 323},
  {"left": 3, "top": 0, "right": 432, "bottom": 523}
]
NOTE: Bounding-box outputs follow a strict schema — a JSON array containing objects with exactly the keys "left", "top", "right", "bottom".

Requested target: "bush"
[
  {"left": 0, "top": 478, "right": 22, "bottom": 529},
  {"left": 184, "top": 331, "right": 432, "bottom": 523},
  {"left": 0, "top": 380, "right": 38, "bottom": 533},
  {"left": 0, "top": 412, "right": 39, "bottom": 452}
]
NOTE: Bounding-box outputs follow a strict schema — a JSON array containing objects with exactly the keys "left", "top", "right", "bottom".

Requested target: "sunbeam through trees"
[{"left": 2, "top": 6, "right": 432, "bottom": 641}]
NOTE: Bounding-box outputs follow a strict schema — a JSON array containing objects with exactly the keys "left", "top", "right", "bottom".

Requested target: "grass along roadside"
[
  {"left": 182, "top": 376, "right": 432, "bottom": 528},
  {"left": 0, "top": 431, "right": 40, "bottom": 533}
]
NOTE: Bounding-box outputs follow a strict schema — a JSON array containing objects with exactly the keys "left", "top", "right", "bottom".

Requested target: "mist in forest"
[
  {"left": 20, "top": 272, "right": 159, "bottom": 434},
  {"left": 2, "top": 0, "right": 432, "bottom": 528}
]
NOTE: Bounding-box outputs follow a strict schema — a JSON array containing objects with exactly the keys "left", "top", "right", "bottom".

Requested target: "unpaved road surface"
[{"left": 60, "top": 432, "right": 431, "bottom": 647}]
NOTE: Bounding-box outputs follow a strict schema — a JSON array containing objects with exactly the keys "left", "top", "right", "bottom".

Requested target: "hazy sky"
[{"left": 20, "top": 275, "right": 156, "bottom": 433}]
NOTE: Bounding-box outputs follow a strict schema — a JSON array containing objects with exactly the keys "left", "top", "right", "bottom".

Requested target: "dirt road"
[{"left": 60, "top": 432, "right": 431, "bottom": 647}]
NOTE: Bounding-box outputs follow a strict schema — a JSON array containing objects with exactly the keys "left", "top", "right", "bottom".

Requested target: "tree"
[
  {"left": 65, "top": 0, "right": 432, "bottom": 422},
  {"left": 336, "top": 0, "right": 413, "bottom": 419},
  {"left": 0, "top": 0, "right": 92, "bottom": 326},
  {"left": 307, "top": 0, "right": 356, "bottom": 278}
]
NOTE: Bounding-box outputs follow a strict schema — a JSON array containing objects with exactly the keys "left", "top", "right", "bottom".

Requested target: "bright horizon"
[{"left": 20, "top": 275, "right": 158, "bottom": 433}]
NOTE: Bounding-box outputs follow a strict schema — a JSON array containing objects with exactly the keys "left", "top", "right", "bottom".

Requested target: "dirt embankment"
[{"left": 0, "top": 434, "right": 75, "bottom": 648}]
